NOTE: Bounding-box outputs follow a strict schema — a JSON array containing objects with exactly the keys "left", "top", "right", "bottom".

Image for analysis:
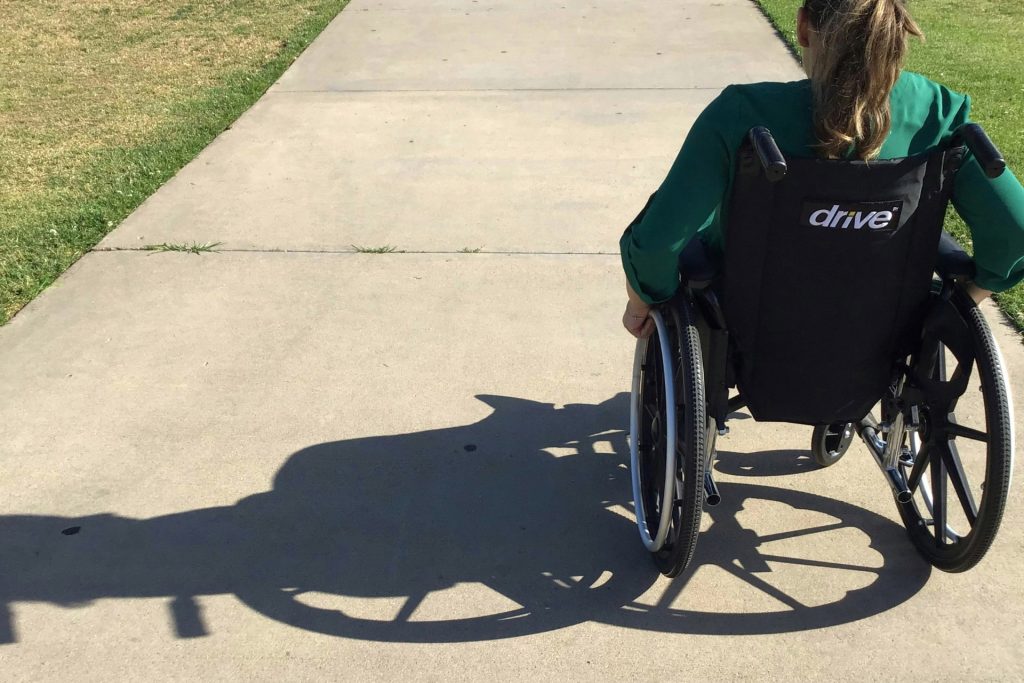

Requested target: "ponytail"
[{"left": 803, "top": 0, "right": 923, "bottom": 159}]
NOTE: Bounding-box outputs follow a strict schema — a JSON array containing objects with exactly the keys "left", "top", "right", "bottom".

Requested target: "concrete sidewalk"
[{"left": 2, "top": 0, "right": 1022, "bottom": 679}]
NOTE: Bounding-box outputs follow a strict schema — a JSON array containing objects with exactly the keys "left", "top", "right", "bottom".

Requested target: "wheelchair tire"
[
  {"left": 895, "top": 290, "right": 1013, "bottom": 572},
  {"left": 629, "top": 300, "right": 707, "bottom": 578},
  {"left": 810, "top": 423, "right": 854, "bottom": 467}
]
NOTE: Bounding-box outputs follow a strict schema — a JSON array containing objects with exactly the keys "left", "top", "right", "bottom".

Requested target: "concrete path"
[{"left": 2, "top": 0, "right": 1022, "bottom": 679}]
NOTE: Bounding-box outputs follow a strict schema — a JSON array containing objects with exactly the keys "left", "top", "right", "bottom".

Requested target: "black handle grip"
[
  {"left": 959, "top": 123, "right": 1006, "bottom": 179},
  {"left": 749, "top": 126, "right": 787, "bottom": 182}
]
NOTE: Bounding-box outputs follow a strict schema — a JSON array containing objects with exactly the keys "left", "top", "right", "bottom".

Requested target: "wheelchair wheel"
[
  {"left": 810, "top": 423, "right": 854, "bottom": 467},
  {"left": 894, "top": 290, "right": 1013, "bottom": 572},
  {"left": 629, "top": 301, "right": 708, "bottom": 578}
]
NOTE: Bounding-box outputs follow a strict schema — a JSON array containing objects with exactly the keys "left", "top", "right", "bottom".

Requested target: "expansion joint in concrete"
[
  {"left": 270, "top": 86, "right": 727, "bottom": 94},
  {"left": 91, "top": 247, "right": 619, "bottom": 256}
]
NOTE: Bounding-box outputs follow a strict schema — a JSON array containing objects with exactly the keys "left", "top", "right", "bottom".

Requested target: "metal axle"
[
  {"left": 857, "top": 417, "right": 913, "bottom": 504},
  {"left": 703, "top": 471, "right": 721, "bottom": 506}
]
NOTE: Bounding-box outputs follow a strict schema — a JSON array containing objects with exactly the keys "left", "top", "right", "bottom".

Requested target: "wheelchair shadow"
[
  {"left": 602, "top": 478, "right": 932, "bottom": 635},
  {"left": 714, "top": 448, "right": 820, "bottom": 477},
  {"left": 0, "top": 394, "right": 929, "bottom": 644}
]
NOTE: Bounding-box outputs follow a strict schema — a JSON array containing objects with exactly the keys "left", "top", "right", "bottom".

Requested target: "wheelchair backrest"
[{"left": 724, "top": 134, "right": 964, "bottom": 425}]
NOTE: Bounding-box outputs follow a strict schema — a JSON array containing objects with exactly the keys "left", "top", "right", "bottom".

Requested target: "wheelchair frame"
[{"left": 629, "top": 126, "right": 1016, "bottom": 577}]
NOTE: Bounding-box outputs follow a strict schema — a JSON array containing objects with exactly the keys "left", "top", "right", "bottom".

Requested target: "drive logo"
[{"left": 800, "top": 200, "right": 905, "bottom": 231}]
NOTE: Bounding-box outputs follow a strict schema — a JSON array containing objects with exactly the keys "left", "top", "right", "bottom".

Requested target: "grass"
[
  {"left": 351, "top": 245, "right": 401, "bottom": 254},
  {"left": 0, "top": 0, "right": 350, "bottom": 325},
  {"left": 142, "top": 241, "right": 223, "bottom": 254},
  {"left": 458, "top": 247, "right": 484, "bottom": 253},
  {"left": 753, "top": 0, "right": 1024, "bottom": 329}
]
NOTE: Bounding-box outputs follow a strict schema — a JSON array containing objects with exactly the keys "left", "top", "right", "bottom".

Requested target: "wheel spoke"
[
  {"left": 941, "top": 440, "right": 979, "bottom": 526},
  {"left": 907, "top": 440, "right": 932, "bottom": 492},
  {"left": 931, "top": 446, "right": 949, "bottom": 546},
  {"left": 649, "top": 339, "right": 668, "bottom": 526},
  {"left": 655, "top": 353, "right": 665, "bottom": 412},
  {"left": 946, "top": 422, "right": 988, "bottom": 443}
]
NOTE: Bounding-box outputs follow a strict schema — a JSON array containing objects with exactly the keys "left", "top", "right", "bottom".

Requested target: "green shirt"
[{"left": 620, "top": 71, "right": 1024, "bottom": 303}]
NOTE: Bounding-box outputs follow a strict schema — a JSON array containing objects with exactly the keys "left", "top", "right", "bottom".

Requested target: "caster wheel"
[{"left": 811, "top": 422, "right": 854, "bottom": 468}]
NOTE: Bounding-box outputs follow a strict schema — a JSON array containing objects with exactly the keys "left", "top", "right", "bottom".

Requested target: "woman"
[{"left": 620, "top": 0, "right": 1024, "bottom": 338}]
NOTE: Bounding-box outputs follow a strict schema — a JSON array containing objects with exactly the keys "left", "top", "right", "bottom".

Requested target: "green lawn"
[
  {"left": 755, "top": 0, "right": 1024, "bottom": 330},
  {"left": 0, "top": 0, "right": 349, "bottom": 325}
]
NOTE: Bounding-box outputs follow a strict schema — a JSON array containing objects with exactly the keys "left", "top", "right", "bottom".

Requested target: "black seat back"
[{"left": 724, "top": 139, "right": 964, "bottom": 424}]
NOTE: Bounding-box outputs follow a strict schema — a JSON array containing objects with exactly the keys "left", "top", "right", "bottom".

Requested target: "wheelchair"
[{"left": 629, "top": 124, "right": 1015, "bottom": 577}]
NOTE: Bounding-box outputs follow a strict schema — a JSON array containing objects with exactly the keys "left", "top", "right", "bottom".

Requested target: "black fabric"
[
  {"left": 678, "top": 234, "right": 719, "bottom": 284},
  {"left": 723, "top": 142, "right": 961, "bottom": 424},
  {"left": 936, "top": 231, "right": 977, "bottom": 280}
]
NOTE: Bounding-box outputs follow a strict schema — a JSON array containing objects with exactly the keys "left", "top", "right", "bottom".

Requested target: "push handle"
[
  {"left": 748, "top": 126, "right": 787, "bottom": 182},
  {"left": 959, "top": 123, "right": 1006, "bottom": 179}
]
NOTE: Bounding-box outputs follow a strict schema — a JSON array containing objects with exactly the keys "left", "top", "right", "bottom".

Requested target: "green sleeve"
[
  {"left": 953, "top": 156, "right": 1024, "bottom": 293},
  {"left": 620, "top": 87, "right": 736, "bottom": 304},
  {"left": 948, "top": 94, "right": 1024, "bottom": 292}
]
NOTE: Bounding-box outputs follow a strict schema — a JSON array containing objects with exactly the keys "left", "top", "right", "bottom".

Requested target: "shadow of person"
[{"left": 0, "top": 394, "right": 930, "bottom": 644}]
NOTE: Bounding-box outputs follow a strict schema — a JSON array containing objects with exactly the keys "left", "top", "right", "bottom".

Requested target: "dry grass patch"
[
  {"left": 0, "top": 0, "right": 348, "bottom": 323},
  {"left": 1, "top": 1, "right": 305, "bottom": 203}
]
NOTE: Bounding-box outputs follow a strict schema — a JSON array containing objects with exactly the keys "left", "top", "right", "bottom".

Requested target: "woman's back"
[
  {"left": 728, "top": 71, "right": 969, "bottom": 160},
  {"left": 620, "top": 72, "right": 1024, "bottom": 304},
  {"left": 620, "top": 0, "right": 1024, "bottom": 339}
]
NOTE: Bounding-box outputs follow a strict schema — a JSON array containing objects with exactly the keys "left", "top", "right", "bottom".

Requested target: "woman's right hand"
[{"left": 966, "top": 282, "right": 993, "bottom": 306}]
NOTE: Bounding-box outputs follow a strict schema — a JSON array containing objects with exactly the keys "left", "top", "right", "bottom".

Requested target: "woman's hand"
[
  {"left": 623, "top": 282, "right": 655, "bottom": 338},
  {"left": 966, "top": 282, "right": 993, "bottom": 306}
]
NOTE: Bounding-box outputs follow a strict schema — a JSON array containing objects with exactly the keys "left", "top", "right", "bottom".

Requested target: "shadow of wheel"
[
  {"left": 603, "top": 482, "right": 932, "bottom": 635},
  {"left": 233, "top": 566, "right": 657, "bottom": 643},
  {"left": 235, "top": 482, "right": 929, "bottom": 641}
]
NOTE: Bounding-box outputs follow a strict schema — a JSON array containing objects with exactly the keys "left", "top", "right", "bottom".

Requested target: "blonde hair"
[{"left": 803, "top": 0, "right": 923, "bottom": 159}]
